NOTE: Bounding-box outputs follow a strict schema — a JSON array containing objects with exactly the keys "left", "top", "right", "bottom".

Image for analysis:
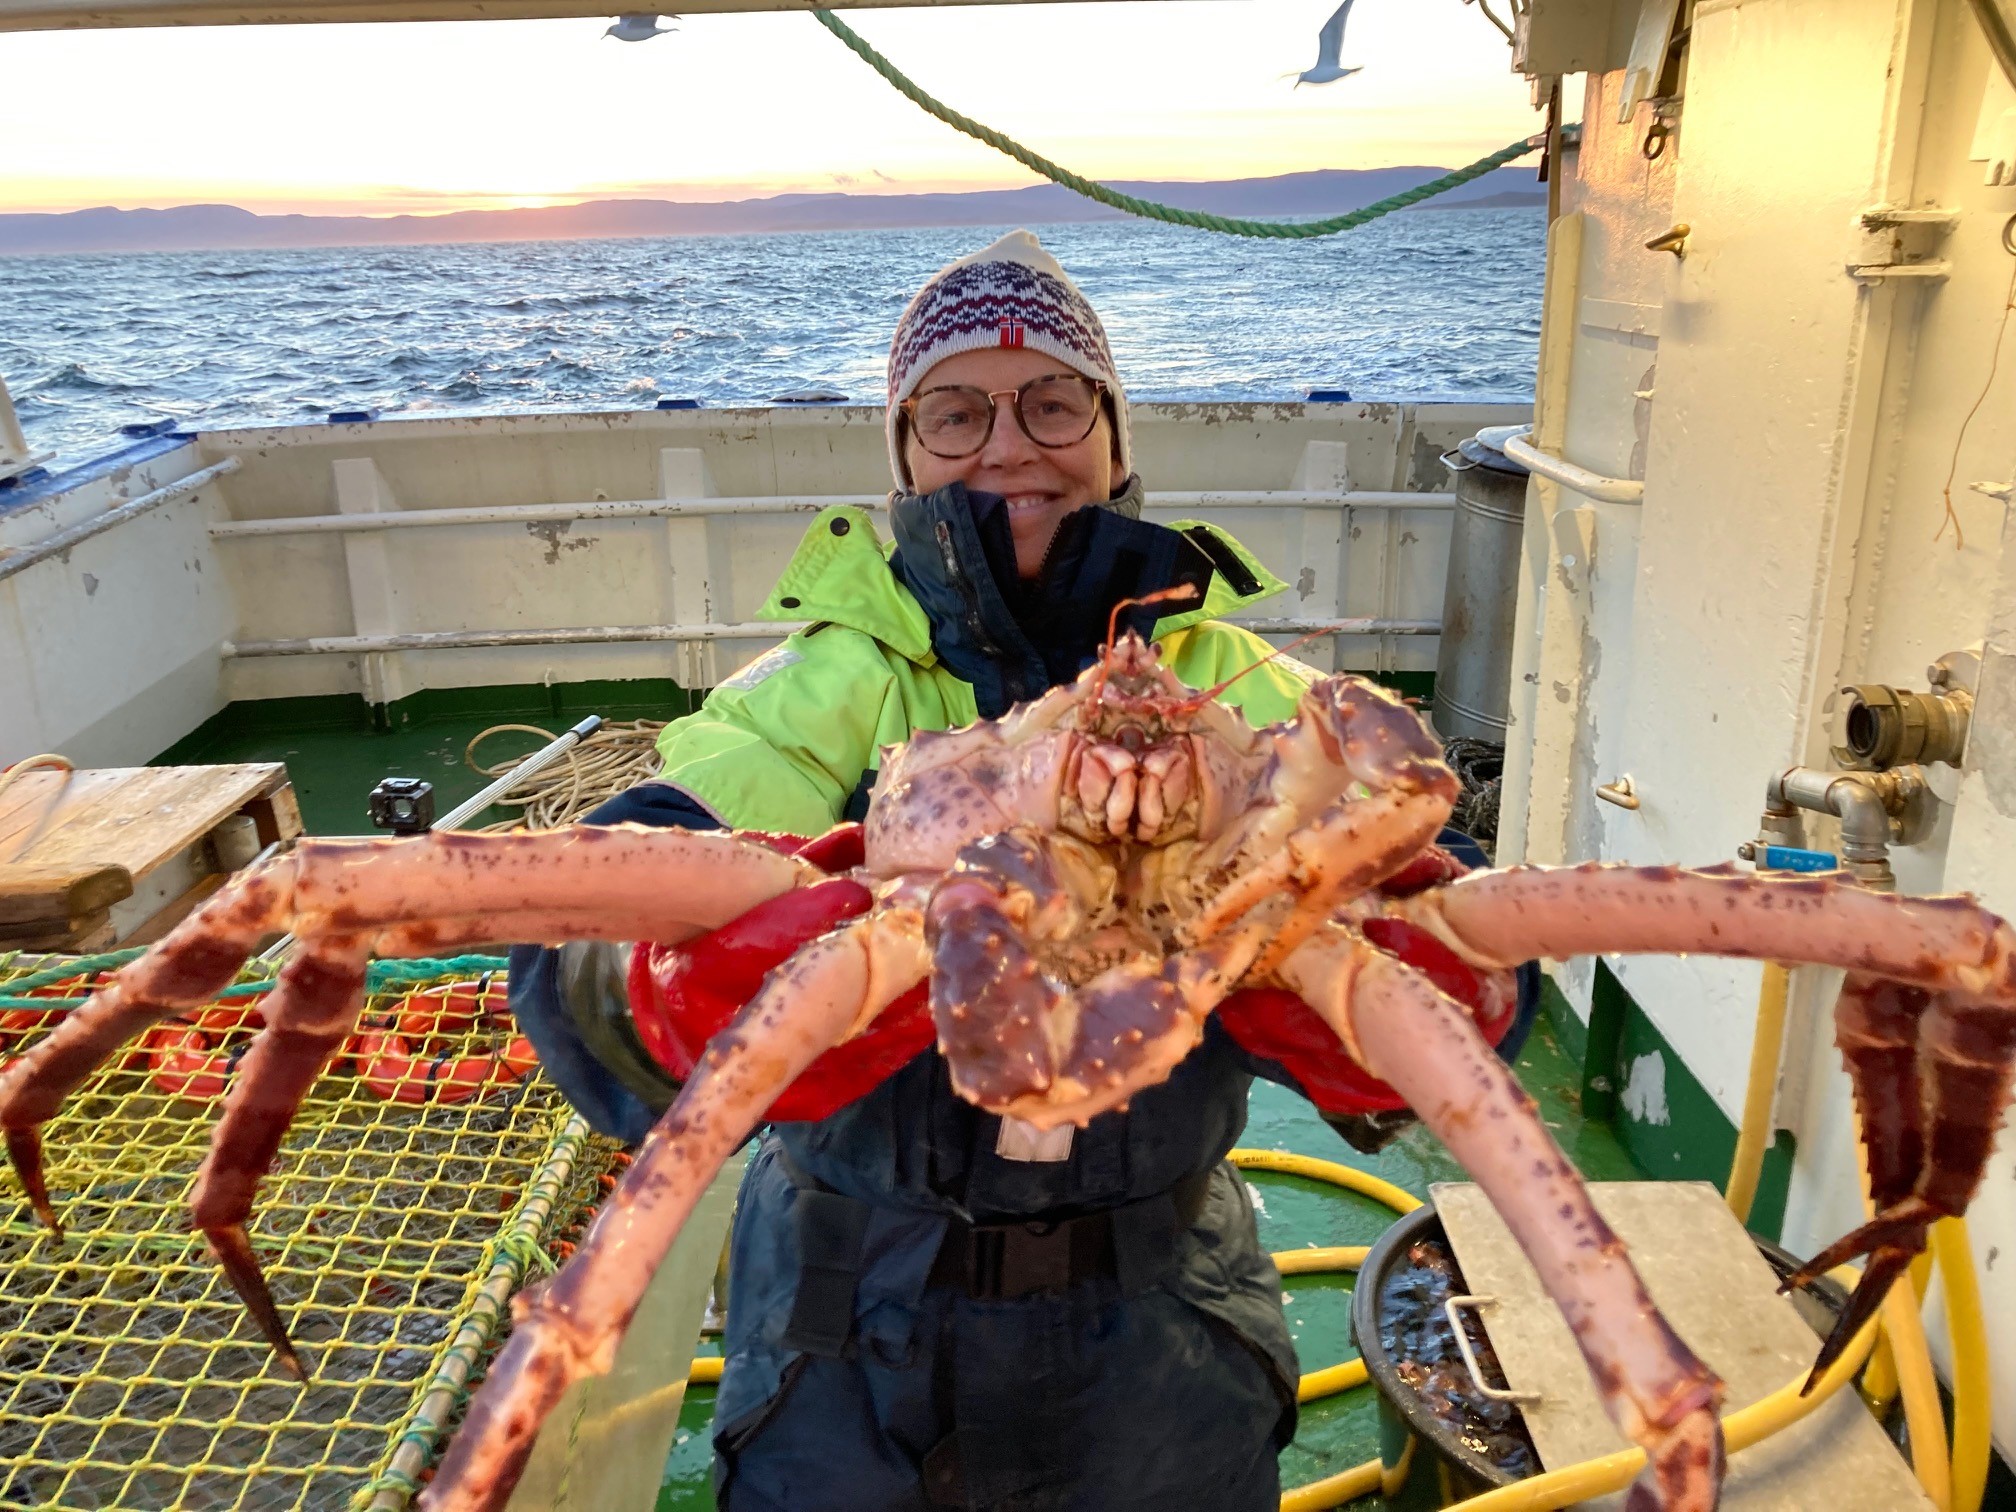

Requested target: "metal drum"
[{"left": 1433, "top": 426, "right": 1531, "bottom": 743}]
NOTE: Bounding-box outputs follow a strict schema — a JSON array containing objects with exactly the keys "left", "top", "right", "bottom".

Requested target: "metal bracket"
[
  {"left": 1846, "top": 206, "right": 1958, "bottom": 282},
  {"left": 1444, "top": 1295, "right": 1544, "bottom": 1405},
  {"left": 1595, "top": 776, "right": 1642, "bottom": 810}
]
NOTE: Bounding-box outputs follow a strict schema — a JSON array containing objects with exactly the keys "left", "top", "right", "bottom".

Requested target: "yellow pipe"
[
  {"left": 1277, "top": 1456, "right": 1383, "bottom": 1512},
  {"left": 1933, "top": 1217, "right": 1990, "bottom": 1512},
  {"left": 1299, "top": 1360, "right": 1370, "bottom": 1403},
  {"left": 1885, "top": 1233, "right": 1953, "bottom": 1511},
  {"left": 1443, "top": 1307, "right": 1884, "bottom": 1511},
  {"left": 1276, "top": 1245, "right": 1370, "bottom": 1275},
  {"left": 1725, "top": 962, "right": 1790, "bottom": 1225},
  {"left": 1861, "top": 1326, "right": 1901, "bottom": 1414},
  {"left": 1229, "top": 1147, "right": 1424, "bottom": 1215}
]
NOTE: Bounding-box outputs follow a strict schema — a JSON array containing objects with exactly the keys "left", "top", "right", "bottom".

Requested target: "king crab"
[{"left": 1, "top": 610, "right": 2012, "bottom": 1512}]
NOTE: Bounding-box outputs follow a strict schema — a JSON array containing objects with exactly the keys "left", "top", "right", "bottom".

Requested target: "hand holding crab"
[{"left": 3, "top": 630, "right": 2011, "bottom": 1512}]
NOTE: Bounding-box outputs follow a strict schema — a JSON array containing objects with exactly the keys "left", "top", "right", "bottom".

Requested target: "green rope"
[
  {"left": 0, "top": 954, "right": 511, "bottom": 1012},
  {"left": 812, "top": 9, "right": 1540, "bottom": 239}
]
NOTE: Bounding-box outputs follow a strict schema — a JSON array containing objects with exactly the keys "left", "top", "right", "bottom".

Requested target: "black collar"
[{"left": 888, "top": 482, "right": 1219, "bottom": 718}]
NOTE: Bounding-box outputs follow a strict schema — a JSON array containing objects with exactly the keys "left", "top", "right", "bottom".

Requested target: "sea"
[{"left": 0, "top": 211, "right": 1543, "bottom": 470}]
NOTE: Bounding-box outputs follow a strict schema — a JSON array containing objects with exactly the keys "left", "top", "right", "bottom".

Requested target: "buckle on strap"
[
  {"left": 966, "top": 1220, "right": 1078, "bottom": 1300},
  {"left": 940, "top": 1167, "right": 1219, "bottom": 1301}
]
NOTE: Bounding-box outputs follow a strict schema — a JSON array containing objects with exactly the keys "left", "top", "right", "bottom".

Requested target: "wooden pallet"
[{"left": 0, "top": 763, "right": 302, "bottom": 951}]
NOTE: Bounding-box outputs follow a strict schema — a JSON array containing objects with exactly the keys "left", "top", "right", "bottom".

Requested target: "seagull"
[
  {"left": 1292, "top": 0, "right": 1362, "bottom": 85},
  {"left": 605, "top": 12, "right": 676, "bottom": 40}
]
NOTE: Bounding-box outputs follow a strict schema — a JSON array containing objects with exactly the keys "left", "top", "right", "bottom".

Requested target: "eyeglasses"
[{"left": 901, "top": 374, "right": 1109, "bottom": 459}]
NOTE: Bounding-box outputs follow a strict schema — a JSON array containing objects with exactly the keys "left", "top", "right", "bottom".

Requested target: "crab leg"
[
  {"left": 0, "top": 827, "right": 816, "bottom": 1231},
  {"left": 0, "top": 862, "right": 297, "bottom": 1236},
  {"left": 1279, "top": 928, "right": 1725, "bottom": 1512},
  {"left": 194, "top": 933, "right": 370, "bottom": 1379},
  {"left": 418, "top": 904, "right": 930, "bottom": 1512},
  {"left": 1390, "top": 863, "right": 2016, "bottom": 1388}
]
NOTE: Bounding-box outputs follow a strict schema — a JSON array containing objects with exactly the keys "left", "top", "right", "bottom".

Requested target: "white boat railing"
[
  {"left": 207, "top": 489, "right": 1455, "bottom": 539},
  {"left": 221, "top": 616, "right": 1444, "bottom": 658}
]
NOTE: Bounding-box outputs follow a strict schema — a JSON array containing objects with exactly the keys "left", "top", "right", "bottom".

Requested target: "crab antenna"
[
  {"left": 1176, "top": 623, "right": 1340, "bottom": 713},
  {"left": 1105, "top": 583, "right": 1201, "bottom": 653},
  {"left": 1089, "top": 584, "right": 1203, "bottom": 706}
]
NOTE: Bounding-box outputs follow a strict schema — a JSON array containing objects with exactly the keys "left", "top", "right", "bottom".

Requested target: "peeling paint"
[
  {"left": 81, "top": 572, "right": 98, "bottom": 597},
  {"left": 1973, "top": 646, "right": 2016, "bottom": 818},
  {"left": 1296, "top": 567, "right": 1316, "bottom": 601},
  {"left": 525, "top": 519, "right": 597, "bottom": 565},
  {"left": 1553, "top": 680, "right": 1573, "bottom": 704},
  {"left": 1621, "top": 1051, "right": 1671, "bottom": 1126}
]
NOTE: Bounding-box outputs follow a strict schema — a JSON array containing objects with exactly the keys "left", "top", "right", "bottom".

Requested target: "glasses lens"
[
  {"left": 1019, "top": 377, "right": 1100, "bottom": 446},
  {"left": 911, "top": 387, "right": 993, "bottom": 456}
]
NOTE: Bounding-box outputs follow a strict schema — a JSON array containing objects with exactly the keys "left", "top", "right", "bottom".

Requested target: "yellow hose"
[
  {"left": 1228, "top": 1147, "right": 1424, "bottom": 1216},
  {"left": 1725, "top": 962, "right": 1790, "bottom": 1225},
  {"left": 1443, "top": 1306, "right": 1884, "bottom": 1511},
  {"left": 1278, "top": 1456, "right": 1383, "bottom": 1512},
  {"left": 1883, "top": 1258, "right": 1953, "bottom": 1512},
  {"left": 1934, "top": 1217, "right": 1990, "bottom": 1512},
  {"left": 1861, "top": 1326, "right": 1902, "bottom": 1414}
]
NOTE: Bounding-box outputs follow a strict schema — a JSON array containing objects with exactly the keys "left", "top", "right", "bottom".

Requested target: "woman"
[{"left": 511, "top": 231, "right": 1515, "bottom": 1511}]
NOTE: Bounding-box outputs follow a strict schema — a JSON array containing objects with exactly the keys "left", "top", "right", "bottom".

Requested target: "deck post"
[
  {"left": 658, "top": 447, "right": 721, "bottom": 690},
  {"left": 333, "top": 457, "right": 412, "bottom": 709}
]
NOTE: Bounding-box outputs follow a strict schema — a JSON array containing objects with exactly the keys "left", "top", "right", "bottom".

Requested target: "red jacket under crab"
[{"left": 627, "top": 824, "right": 1520, "bottom": 1123}]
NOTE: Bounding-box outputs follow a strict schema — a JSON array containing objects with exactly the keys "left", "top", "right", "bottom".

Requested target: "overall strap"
[{"left": 776, "top": 1146, "right": 872, "bottom": 1358}]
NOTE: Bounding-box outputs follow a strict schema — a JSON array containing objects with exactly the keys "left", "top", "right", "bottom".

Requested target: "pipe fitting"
[
  {"left": 1764, "top": 767, "right": 1933, "bottom": 891},
  {"left": 1833, "top": 682, "right": 1972, "bottom": 770}
]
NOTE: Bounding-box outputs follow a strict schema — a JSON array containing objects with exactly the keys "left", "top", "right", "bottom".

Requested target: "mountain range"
[{"left": 0, "top": 168, "right": 1543, "bottom": 255}]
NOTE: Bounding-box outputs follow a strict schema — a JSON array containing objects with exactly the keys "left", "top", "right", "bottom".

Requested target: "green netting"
[{"left": 0, "top": 954, "right": 621, "bottom": 1512}]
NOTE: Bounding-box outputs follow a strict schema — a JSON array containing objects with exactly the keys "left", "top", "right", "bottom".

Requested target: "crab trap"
[{"left": 0, "top": 952, "right": 627, "bottom": 1512}]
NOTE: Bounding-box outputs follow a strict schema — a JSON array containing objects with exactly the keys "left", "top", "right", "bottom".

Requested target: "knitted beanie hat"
[{"left": 886, "top": 229, "right": 1130, "bottom": 488}]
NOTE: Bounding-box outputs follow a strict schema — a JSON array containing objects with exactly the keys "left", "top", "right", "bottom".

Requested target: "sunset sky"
[{"left": 5, "top": 0, "right": 1542, "bottom": 217}]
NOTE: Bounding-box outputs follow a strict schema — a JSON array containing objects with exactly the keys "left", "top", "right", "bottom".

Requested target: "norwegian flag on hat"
[{"left": 886, "top": 230, "right": 1129, "bottom": 487}]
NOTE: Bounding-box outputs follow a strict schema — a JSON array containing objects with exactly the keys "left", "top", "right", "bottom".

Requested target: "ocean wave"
[
  {"left": 4, "top": 216, "right": 1543, "bottom": 465},
  {"left": 26, "top": 361, "right": 145, "bottom": 394}
]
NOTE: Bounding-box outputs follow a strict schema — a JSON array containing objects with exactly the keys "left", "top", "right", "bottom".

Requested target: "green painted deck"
[{"left": 146, "top": 694, "right": 1650, "bottom": 1511}]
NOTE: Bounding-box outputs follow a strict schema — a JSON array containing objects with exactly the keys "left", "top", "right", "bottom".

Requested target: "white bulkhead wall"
[{"left": 1510, "top": 0, "right": 2016, "bottom": 1453}]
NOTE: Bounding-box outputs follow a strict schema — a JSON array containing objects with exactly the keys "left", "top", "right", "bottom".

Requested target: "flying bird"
[
  {"left": 1292, "top": 0, "right": 1362, "bottom": 85},
  {"left": 605, "top": 12, "right": 676, "bottom": 40}
]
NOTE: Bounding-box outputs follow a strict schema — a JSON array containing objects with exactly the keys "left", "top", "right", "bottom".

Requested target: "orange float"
[
  {"left": 350, "top": 977, "right": 536, "bottom": 1105},
  {"left": 141, "top": 997, "right": 267, "bottom": 1099}
]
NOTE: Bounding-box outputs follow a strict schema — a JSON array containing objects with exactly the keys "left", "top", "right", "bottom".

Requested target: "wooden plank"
[
  {"left": 0, "top": 764, "right": 293, "bottom": 879},
  {"left": 0, "top": 910, "right": 116, "bottom": 951},
  {"left": 0, "top": 863, "right": 133, "bottom": 925}
]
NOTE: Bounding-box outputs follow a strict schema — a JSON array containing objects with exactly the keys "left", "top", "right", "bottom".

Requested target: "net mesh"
[{"left": 0, "top": 953, "right": 621, "bottom": 1512}]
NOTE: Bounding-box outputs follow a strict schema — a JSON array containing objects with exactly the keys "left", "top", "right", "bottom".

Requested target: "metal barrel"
[{"left": 1432, "top": 430, "right": 1531, "bottom": 743}]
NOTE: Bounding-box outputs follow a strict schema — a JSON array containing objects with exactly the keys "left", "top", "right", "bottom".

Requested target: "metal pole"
[
  {"left": 257, "top": 714, "right": 605, "bottom": 963},
  {"left": 434, "top": 715, "right": 603, "bottom": 831}
]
